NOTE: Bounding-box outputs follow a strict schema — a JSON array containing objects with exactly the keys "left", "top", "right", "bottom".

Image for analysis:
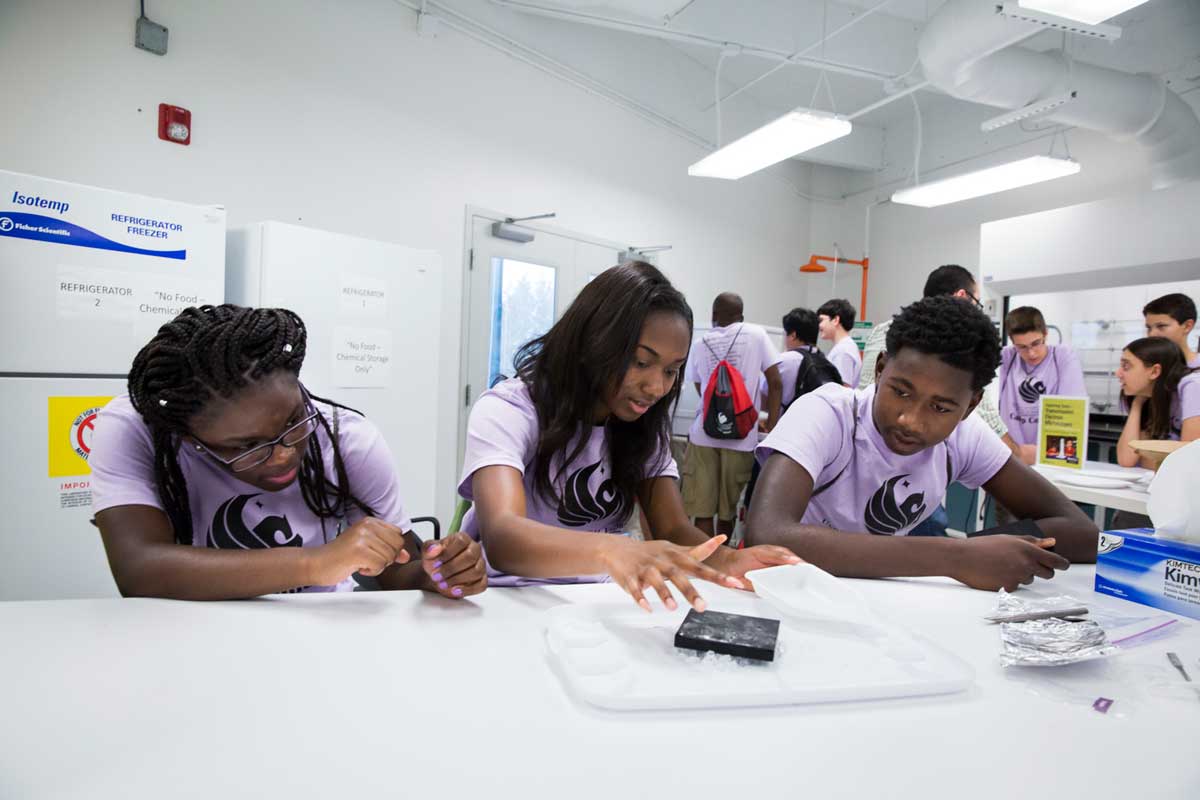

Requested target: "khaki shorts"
[{"left": 681, "top": 443, "right": 756, "bottom": 522}]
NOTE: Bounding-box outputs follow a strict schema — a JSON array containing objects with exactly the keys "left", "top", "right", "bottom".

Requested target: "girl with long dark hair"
[
  {"left": 458, "top": 261, "right": 798, "bottom": 611},
  {"left": 1115, "top": 336, "right": 1200, "bottom": 468},
  {"left": 91, "top": 305, "right": 486, "bottom": 599}
]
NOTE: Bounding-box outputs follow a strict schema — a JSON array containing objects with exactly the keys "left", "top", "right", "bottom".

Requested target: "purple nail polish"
[
  {"left": 432, "top": 560, "right": 443, "bottom": 570},
  {"left": 439, "top": 581, "right": 449, "bottom": 591},
  {"left": 432, "top": 572, "right": 443, "bottom": 582},
  {"left": 452, "top": 587, "right": 463, "bottom": 597}
]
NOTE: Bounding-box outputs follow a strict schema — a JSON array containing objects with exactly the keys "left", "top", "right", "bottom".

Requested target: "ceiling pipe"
[
  {"left": 918, "top": 0, "right": 1200, "bottom": 188},
  {"left": 488, "top": 0, "right": 902, "bottom": 84}
]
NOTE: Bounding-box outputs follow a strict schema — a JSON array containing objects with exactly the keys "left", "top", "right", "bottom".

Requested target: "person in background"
[
  {"left": 747, "top": 297, "right": 1098, "bottom": 593},
  {"left": 1143, "top": 293, "right": 1199, "bottom": 369},
  {"left": 818, "top": 298, "right": 862, "bottom": 387},
  {"left": 858, "top": 264, "right": 1017, "bottom": 535},
  {"left": 998, "top": 306, "right": 1087, "bottom": 465},
  {"left": 772, "top": 307, "right": 824, "bottom": 409},
  {"left": 1115, "top": 337, "right": 1200, "bottom": 468},
  {"left": 460, "top": 264, "right": 799, "bottom": 612},
  {"left": 682, "top": 292, "right": 783, "bottom": 539},
  {"left": 745, "top": 307, "right": 838, "bottom": 508},
  {"left": 90, "top": 305, "right": 487, "bottom": 600}
]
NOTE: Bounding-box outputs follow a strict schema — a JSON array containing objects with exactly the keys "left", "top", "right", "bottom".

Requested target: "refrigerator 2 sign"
[{"left": 48, "top": 394, "right": 111, "bottom": 472}]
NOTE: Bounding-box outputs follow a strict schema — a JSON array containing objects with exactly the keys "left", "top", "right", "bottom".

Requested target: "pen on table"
[{"left": 1166, "top": 652, "right": 1200, "bottom": 702}]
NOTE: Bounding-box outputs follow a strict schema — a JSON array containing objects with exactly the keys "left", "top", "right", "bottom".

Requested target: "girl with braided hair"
[{"left": 90, "top": 304, "right": 486, "bottom": 600}]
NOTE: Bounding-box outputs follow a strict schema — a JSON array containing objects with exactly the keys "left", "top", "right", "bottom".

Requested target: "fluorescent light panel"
[
  {"left": 891, "top": 156, "right": 1081, "bottom": 208},
  {"left": 1017, "top": 0, "right": 1149, "bottom": 25},
  {"left": 688, "top": 109, "right": 851, "bottom": 180}
]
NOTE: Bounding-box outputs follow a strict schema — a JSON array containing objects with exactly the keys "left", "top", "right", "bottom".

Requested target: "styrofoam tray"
[
  {"left": 545, "top": 588, "right": 974, "bottom": 711},
  {"left": 749, "top": 563, "right": 881, "bottom": 630},
  {"left": 1033, "top": 463, "right": 1152, "bottom": 491}
]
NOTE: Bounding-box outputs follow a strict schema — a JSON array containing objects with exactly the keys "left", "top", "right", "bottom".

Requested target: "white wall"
[{"left": 0, "top": 0, "right": 813, "bottom": 523}]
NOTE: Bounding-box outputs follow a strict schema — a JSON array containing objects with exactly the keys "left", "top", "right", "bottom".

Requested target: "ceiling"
[{"left": 420, "top": 0, "right": 1200, "bottom": 192}]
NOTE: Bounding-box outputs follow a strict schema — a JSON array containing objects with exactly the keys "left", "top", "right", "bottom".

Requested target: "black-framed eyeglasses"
[
  {"left": 1014, "top": 337, "right": 1047, "bottom": 353},
  {"left": 190, "top": 387, "right": 319, "bottom": 473}
]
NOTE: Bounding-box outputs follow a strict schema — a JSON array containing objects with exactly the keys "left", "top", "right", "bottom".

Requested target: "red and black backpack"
[{"left": 701, "top": 325, "right": 757, "bottom": 440}]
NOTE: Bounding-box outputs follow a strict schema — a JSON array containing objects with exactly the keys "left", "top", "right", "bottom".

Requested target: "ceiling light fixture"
[
  {"left": 1015, "top": 0, "right": 1148, "bottom": 27},
  {"left": 981, "top": 91, "right": 1078, "bottom": 132},
  {"left": 891, "top": 155, "right": 1081, "bottom": 207},
  {"left": 688, "top": 109, "right": 852, "bottom": 180}
]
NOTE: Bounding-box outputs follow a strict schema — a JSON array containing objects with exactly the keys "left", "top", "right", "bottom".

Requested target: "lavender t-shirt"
[
  {"left": 757, "top": 384, "right": 1011, "bottom": 535},
  {"left": 759, "top": 348, "right": 814, "bottom": 409},
  {"left": 686, "top": 322, "right": 781, "bottom": 452},
  {"left": 90, "top": 395, "right": 411, "bottom": 593},
  {"left": 457, "top": 378, "right": 679, "bottom": 586},
  {"left": 998, "top": 345, "right": 1087, "bottom": 445},
  {"left": 1168, "top": 372, "right": 1200, "bottom": 439},
  {"left": 827, "top": 336, "right": 862, "bottom": 388}
]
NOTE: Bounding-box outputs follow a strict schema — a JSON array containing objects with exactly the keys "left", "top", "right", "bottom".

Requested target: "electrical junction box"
[{"left": 135, "top": 16, "right": 168, "bottom": 56}]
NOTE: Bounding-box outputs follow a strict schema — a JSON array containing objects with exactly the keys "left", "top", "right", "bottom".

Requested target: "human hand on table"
[
  {"left": 951, "top": 535, "right": 1068, "bottom": 592},
  {"left": 598, "top": 535, "right": 745, "bottom": 613},
  {"left": 422, "top": 532, "right": 488, "bottom": 599},
  {"left": 705, "top": 543, "right": 802, "bottom": 592},
  {"left": 310, "top": 517, "right": 411, "bottom": 586}
]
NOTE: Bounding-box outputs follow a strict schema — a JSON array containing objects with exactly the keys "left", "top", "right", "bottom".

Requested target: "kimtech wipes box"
[{"left": 1095, "top": 528, "right": 1200, "bottom": 621}]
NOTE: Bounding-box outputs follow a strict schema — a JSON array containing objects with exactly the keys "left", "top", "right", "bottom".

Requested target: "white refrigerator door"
[
  {"left": 0, "top": 377, "right": 124, "bottom": 600},
  {"left": 226, "top": 222, "right": 443, "bottom": 523},
  {"left": 0, "top": 170, "right": 225, "bottom": 374}
]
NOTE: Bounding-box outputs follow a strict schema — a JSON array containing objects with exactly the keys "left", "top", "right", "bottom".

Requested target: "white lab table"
[
  {"left": 1035, "top": 461, "right": 1151, "bottom": 525},
  {"left": 1, "top": 568, "right": 1197, "bottom": 800}
]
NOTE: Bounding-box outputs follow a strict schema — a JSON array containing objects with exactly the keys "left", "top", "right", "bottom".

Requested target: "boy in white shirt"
[{"left": 818, "top": 298, "right": 862, "bottom": 387}]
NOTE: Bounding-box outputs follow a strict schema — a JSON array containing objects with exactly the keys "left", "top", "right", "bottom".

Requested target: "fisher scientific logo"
[
  {"left": 0, "top": 217, "right": 13, "bottom": 232},
  {"left": 69, "top": 407, "right": 102, "bottom": 461}
]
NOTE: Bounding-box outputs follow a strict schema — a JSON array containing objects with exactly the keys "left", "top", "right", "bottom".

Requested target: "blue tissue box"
[{"left": 1095, "top": 528, "right": 1200, "bottom": 621}]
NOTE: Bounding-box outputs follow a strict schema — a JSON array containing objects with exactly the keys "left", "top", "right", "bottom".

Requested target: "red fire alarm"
[{"left": 158, "top": 103, "right": 191, "bottom": 145}]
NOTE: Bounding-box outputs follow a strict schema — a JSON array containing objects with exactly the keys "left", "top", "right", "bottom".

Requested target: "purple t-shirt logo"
[
  {"left": 557, "top": 461, "right": 625, "bottom": 527},
  {"left": 864, "top": 474, "right": 927, "bottom": 535},
  {"left": 1018, "top": 376, "right": 1047, "bottom": 405},
  {"left": 209, "top": 493, "right": 301, "bottom": 550}
]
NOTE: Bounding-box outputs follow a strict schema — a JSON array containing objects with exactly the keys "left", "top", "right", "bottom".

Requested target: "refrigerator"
[
  {"left": 0, "top": 170, "right": 226, "bottom": 600},
  {"left": 226, "top": 222, "right": 443, "bottom": 529}
]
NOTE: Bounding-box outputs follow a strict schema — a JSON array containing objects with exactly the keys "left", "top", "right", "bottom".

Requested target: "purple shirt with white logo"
[
  {"left": 998, "top": 344, "right": 1087, "bottom": 446},
  {"left": 757, "top": 384, "right": 1011, "bottom": 535},
  {"left": 457, "top": 378, "right": 679, "bottom": 586},
  {"left": 90, "top": 394, "right": 411, "bottom": 593}
]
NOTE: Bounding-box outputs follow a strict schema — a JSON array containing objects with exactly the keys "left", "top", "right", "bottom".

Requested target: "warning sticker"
[{"left": 48, "top": 395, "right": 112, "bottom": 477}]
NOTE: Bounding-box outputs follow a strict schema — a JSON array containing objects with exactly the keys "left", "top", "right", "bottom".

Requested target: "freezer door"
[{"left": 1, "top": 377, "right": 123, "bottom": 600}]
